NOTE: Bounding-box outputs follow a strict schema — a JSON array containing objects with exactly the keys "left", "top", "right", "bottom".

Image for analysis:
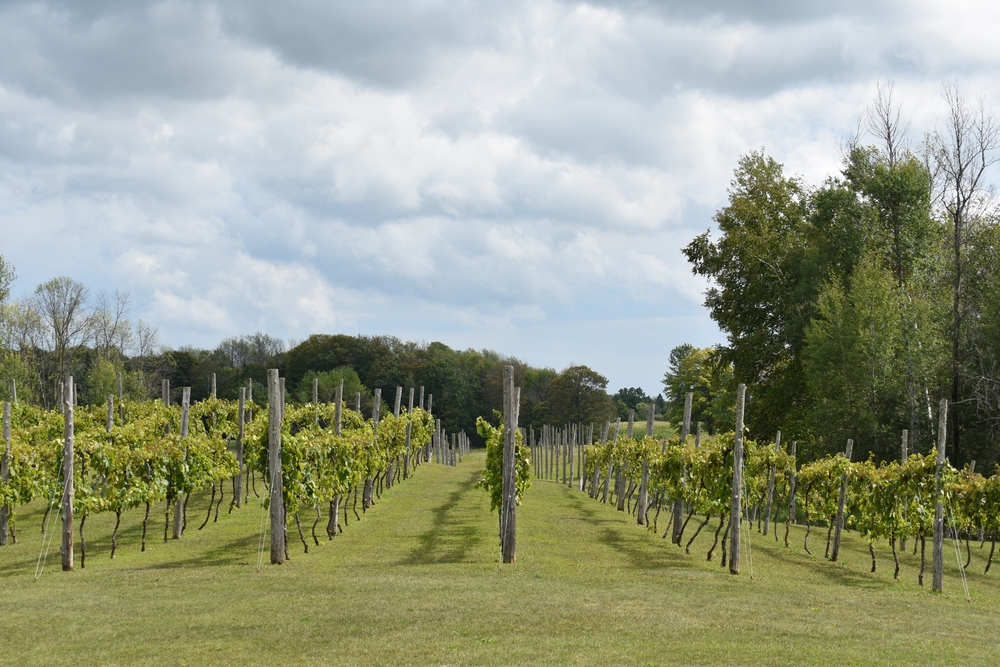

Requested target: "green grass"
[{"left": 1, "top": 452, "right": 999, "bottom": 665}]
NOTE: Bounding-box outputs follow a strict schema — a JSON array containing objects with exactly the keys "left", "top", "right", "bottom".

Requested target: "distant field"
[{"left": 1, "top": 451, "right": 997, "bottom": 665}]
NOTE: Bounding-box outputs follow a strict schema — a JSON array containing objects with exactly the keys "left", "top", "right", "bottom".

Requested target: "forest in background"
[{"left": 0, "top": 266, "right": 669, "bottom": 444}]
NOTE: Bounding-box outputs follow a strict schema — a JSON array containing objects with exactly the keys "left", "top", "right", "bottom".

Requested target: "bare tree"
[
  {"left": 866, "top": 80, "right": 910, "bottom": 169},
  {"left": 33, "top": 277, "right": 91, "bottom": 382},
  {"left": 130, "top": 319, "right": 161, "bottom": 398},
  {"left": 92, "top": 290, "right": 133, "bottom": 360},
  {"left": 929, "top": 83, "right": 1000, "bottom": 461}
]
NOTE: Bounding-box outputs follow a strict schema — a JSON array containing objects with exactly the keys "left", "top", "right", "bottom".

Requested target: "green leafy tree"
[
  {"left": 547, "top": 365, "right": 616, "bottom": 425},
  {"left": 661, "top": 345, "right": 734, "bottom": 435}
]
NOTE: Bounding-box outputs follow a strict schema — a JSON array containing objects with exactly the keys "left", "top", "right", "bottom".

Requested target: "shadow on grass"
[
  {"left": 399, "top": 467, "right": 486, "bottom": 566},
  {"left": 559, "top": 490, "right": 692, "bottom": 572}
]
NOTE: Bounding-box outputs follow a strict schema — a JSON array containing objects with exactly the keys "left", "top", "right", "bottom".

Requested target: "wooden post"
[
  {"left": 62, "top": 376, "right": 74, "bottom": 571},
  {"left": 162, "top": 378, "right": 170, "bottom": 405},
  {"left": 566, "top": 424, "right": 576, "bottom": 486},
  {"left": 933, "top": 398, "right": 948, "bottom": 593},
  {"left": 627, "top": 409, "right": 634, "bottom": 437},
  {"left": 234, "top": 387, "right": 245, "bottom": 508},
  {"left": 763, "top": 431, "right": 781, "bottom": 536},
  {"left": 394, "top": 386, "right": 402, "bottom": 417},
  {"left": 211, "top": 373, "right": 217, "bottom": 399},
  {"left": 682, "top": 392, "right": 693, "bottom": 439},
  {"left": 830, "top": 438, "right": 853, "bottom": 562},
  {"left": 312, "top": 377, "right": 318, "bottom": 404},
  {"left": 335, "top": 379, "right": 343, "bottom": 436},
  {"left": 404, "top": 387, "right": 414, "bottom": 474},
  {"left": 728, "top": 383, "right": 746, "bottom": 575},
  {"left": 116, "top": 372, "right": 123, "bottom": 423},
  {"left": 0, "top": 402, "right": 10, "bottom": 545},
  {"left": 673, "top": 393, "right": 693, "bottom": 544},
  {"left": 695, "top": 422, "right": 701, "bottom": 448},
  {"left": 788, "top": 441, "right": 797, "bottom": 524},
  {"left": 268, "top": 369, "right": 285, "bottom": 565},
  {"left": 427, "top": 394, "right": 433, "bottom": 416},
  {"left": 364, "top": 389, "right": 381, "bottom": 507},
  {"left": 9, "top": 379, "right": 15, "bottom": 404},
  {"left": 501, "top": 366, "right": 518, "bottom": 564},
  {"left": 173, "top": 388, "right": 190, "bottom": 539},
  {"left": 419, "top": 386, "right": 424, "bottom": 410},
  {"left": 106, "top": 395, "right": 114, "bottom": 433},
  {"left": 637, "top": 402, "right": 654, "bottom": 525},
  {"left": 356, "top": 392, "right": 361, "bottom": 412}
]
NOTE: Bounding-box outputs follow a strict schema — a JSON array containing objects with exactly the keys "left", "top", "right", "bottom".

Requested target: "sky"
[{"left": 4, "top": 0, "right": 1000, "bottom": 397}]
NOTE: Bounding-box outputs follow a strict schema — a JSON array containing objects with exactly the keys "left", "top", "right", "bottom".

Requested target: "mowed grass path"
[{"left": 2, "top": 451, "right": 1000, "bottom": 665}]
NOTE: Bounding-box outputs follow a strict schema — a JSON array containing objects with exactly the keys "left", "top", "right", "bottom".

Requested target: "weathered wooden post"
[
  {"left": 62, "top": 376, "right": 74, "bottom": 571},
  {"left": 364, "top": 389, "right": 381, "bottom": 508},
  {"left": 933, "top": 398, "right": 948, "bottom": 593},
  {"left": 501, "top": 366, "right": 518, "bottom": 564},
  {"left": 356, "top": 392, "right": 361, "bottom": 412},
  {"left": 637, "top": 402, "right": 654, "bottom": 525},
  {"left": 335, "top": 379, "right": 343, "bottom": 436},
  {"left": 605, "top": 418, "right": 619, "bottom": 504},
  {"left": 728, "top": 383, "right": 746, "bottom": 575},
  {"left": 211, "top": 373, "right": 217, "bottom": 399},
  {"left": 830, "top": 438, "right": 853, "bottom": 562},
  {"left": 162, "top": 379, "right": 170, "bottom": 405},
  {"left": 268, "top": 369, "right": 285, "bottom": 565},
  {"left": 386, "top": 387, "right": 401, "bottom": 485},
  {"left": 763, "top": 431, "right": 781, "bottom": 537},
  {"left": 403, "top": 387, "right": 414, "bottom": 475},
  {"left": 235, "top": 387, "right": 245, "bottom": 508},
  {"left": 106, "top": 395, "right": 114, "bottom": 433},
  {"left": 787, "top": 441, "right": 797, "bottom": 525},
  {"left": 9, "top": 379, "right": 15, "bottom": 404},
  {"left": 313, "top": 377, "right": 319, "bottom": 404},
  {"left": 419, "top": 386, "right": 425, "bottom": 410},
  {"left": 116, "top": 372, "right": 123, "bottom": 423},
  {"left": 173, "top": 387, "right": 191, "bottom": 539},
  {"left": 0, "top": 401, "right": 10, "bottom": 545},
  {"left": 672, "top": 394, "right": 693, "bottom": 544}
]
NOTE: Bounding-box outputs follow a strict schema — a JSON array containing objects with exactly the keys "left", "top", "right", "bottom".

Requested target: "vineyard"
[
  {"left": 0, "top": 375, "right": 451, "bottom": 572},
  {"left": 528, "top": 388, "right": 997, "bottom": 598},
  {"left": 3, "top": 372, "right": 1000, "bottom": 664}
]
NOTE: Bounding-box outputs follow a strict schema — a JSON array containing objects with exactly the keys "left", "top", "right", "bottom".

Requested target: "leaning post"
[{"left": 830, "top": 438, "right": 853, "bottom": 562}]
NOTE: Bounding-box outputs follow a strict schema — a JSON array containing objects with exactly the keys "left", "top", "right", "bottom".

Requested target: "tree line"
[
  {"left": 0, "top": 264, "right": 669, "bottom": 443},
  {"left": 684, "top": 83, "right": 1000, "bottom": 468}
]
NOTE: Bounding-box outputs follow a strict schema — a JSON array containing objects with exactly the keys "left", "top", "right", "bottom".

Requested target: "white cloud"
[{"left": 4, "top": 0, "right": 1000, "bottom": 391}]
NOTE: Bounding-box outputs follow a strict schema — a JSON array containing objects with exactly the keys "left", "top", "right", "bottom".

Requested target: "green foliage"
[
  {"left": 294, "top": 367, "right": 366, "bottom": 404},
  {"left": 475, "top": 415, "right": 531, "bottom": 514},
  {"left": 661, "top": 345, "right": 735, "bottom": 434}
]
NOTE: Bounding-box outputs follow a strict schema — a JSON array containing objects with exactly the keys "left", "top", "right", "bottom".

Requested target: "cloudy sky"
[{"left": 3, "top": 0, "right": 1000, "bottom": 395}]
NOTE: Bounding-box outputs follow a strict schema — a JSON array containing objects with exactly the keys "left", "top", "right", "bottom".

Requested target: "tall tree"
[
  {"left": 928, "top": 85, "right": 1000, "bottom": 462},
  {"left": 684, "top": 151, "right": 812, "bottom": 440}
]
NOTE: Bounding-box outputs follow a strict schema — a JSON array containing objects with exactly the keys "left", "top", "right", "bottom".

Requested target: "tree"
[
  {"left": 661, "top": 345, "right": 734, "bottom": 435},
  {"left": 33, "top": 277, "right": 91, "bottom": 390},
  {"left": 684, "top": 151, "right": 812, "bottom": 440},
  {"left": 927, "top": 84, "right": 1000, "bottom": 462},
  {"left": 294, "top": 367, "right": 366, "bottom": 404},
  {"left": 0, "top": 255, "right": 15, "bottom": 305},
  {"left": 547, "top": 365, "right": 616, "bottom": 425}
]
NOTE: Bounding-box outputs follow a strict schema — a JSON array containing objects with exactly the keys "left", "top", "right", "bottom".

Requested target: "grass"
[{"left": 1, "top": 451, "right": 999, "bottom": 665}]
